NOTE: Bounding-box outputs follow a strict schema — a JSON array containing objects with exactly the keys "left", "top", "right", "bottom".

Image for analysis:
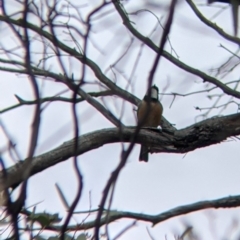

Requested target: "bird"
[
  {"left": 137, "top": 85, "right": 163, "bottom": 162},
  {"left": 208, "top": 0, "right": 239, "bottom": 36}
]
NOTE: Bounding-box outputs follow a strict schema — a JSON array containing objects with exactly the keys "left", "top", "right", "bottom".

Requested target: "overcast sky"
[{"left": 1, "top": 0, "right": 240, "bottom": 239}]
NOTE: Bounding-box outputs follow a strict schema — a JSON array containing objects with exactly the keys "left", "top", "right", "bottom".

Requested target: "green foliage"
[
  {"left": 27, "top": 211, "right": 62, "bottom": 228},
  {"left": 35, "top": 233, "right": 87, "bottom": 240}
]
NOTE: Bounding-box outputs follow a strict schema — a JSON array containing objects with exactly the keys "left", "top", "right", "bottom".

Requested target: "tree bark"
[{"left": 1, "top": 112, "right": 240, "bottom": 191}]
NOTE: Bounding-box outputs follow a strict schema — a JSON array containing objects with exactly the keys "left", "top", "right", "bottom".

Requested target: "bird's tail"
[{"left": 139, "top": 145, "right": 148, "bottom": 162}]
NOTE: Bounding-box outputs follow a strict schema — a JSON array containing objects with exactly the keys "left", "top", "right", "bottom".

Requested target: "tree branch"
[
  {"left": 186, "top": 0, "right": 240, "bottom": 45},
  {"left": 0, "top": 16, "right": 175, "bottom": 130},
  {"left": 112, "top": 1, "right": 240, "bottom": 99},
  {"left": 1, "top": 112, "right": 240, "bottom": 191},
  {"left": 0, "top": 91, "right": 114, "bottom": 114},
  {"left": 0, "top": 15, "right": 138, "bottom": 105},
  {"left": 21, "top": 194, "right": 240, "bottom": 231}
]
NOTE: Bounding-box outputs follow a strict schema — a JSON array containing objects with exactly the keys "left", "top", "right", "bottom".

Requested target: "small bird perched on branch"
[
  {"left": 208, "top": 0, "right": 239, "bottom": 36},
  {"left": 137, "top": 85, "right": 163, "bottom": 162}
]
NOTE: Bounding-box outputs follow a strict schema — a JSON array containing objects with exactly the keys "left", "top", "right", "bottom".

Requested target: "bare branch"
[
  {"left": 187, "top": 0, "right": 240, "bottom": 44},
  {"left": 0, "top": 91, "right": 114, "bottom": 114},
  {"left": 20, "top": 194, "right": 240, "bottom": 231},
  {"left": 112, "top": 1, "right": 240, "bottom": 100}
]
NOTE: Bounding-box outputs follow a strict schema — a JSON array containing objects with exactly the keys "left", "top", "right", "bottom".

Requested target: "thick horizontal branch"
[
  {"left": 1, "top": 112, "right": 240, "bottom": 191},
  {"left": 112, "top": 1, "right": 240, "bottom": 99}
]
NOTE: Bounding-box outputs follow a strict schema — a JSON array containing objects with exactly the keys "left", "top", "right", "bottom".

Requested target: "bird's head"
[{"left": 145, "top": 85, "right": 159, "bottom": 100}]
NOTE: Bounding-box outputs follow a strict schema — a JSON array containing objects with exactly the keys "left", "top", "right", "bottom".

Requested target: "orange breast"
[{"left": 137, "top": 100, "right": 163, "bottom": 127}]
